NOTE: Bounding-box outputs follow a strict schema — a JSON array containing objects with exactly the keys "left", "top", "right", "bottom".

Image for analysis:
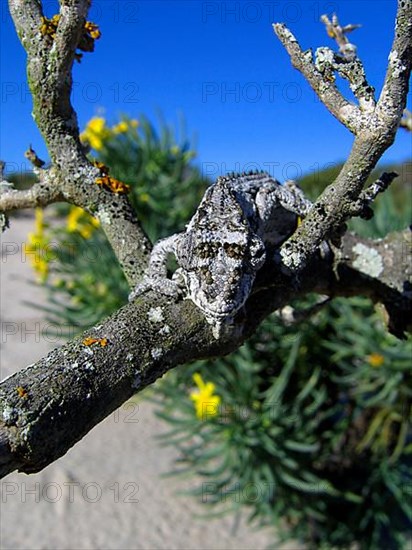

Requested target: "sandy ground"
[{"left": 0, "top": 215, "right": 301, "bottom": 550}]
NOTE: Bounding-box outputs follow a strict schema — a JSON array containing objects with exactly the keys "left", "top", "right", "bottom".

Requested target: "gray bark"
[{"left": 0, "top": 0, "right": 410, "bottom": 478}]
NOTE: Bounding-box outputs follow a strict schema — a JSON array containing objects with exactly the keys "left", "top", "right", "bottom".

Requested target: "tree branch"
[
  {"left": 52, "top": 0, "right": 90, "bottom": 82},
  {"left": 0, "top": 183, "right": 63, "bottom": 210},
  {"left": 320, "top": 14, "right": 361, "bottom": 58},
  {"left": 318, "top": 15, "right": 375, "bottom": 112},
  {"left": 400, "top": 108, "right": 412, "bottom": 131},
  {"left": 273, "top": 23, "right": 361, "bottom": 133},
  {"left": 275, "top": 0, "right": 411, "bottom": 271},
  {"left": 7, "top": 0, "right": 151, "bottom": 284},
  {"left": 8, "top": 0, "right": 43, "bottom": 46},
  {"left": 2, "top": 1, "right": 410, "bottom": 480},
  {"left": 377, "top": 2, "right": 412, "bottom": 128},
  {"left": 333, "top": 229, "right": 412, "bottom": 338},
  {"left": 0, "top": 228, "right": 410, "bottom": 478}
]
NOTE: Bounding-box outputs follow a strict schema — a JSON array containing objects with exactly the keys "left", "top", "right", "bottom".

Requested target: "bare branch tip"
[
  {"left": 400, "top": 109, "right": 412, "bottom": 132},
  {"left": 320, "top": 13, "right": 360, "bottom": 59},
  {"left": 25, "top": 145, "right": 46, "bottom": 169}
]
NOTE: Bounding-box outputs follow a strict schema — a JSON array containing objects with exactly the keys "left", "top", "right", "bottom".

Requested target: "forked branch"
[{"left": 274, "top": 0, "right": 411, "bottom": 271}]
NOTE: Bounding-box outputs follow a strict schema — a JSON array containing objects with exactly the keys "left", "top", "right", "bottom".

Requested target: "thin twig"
[
  {"left": 25, "top": 145, "right": 46, "bottom": 171},
  {"left": 320, "top": 14, "right": 361, "bottom": 58},
  {"left": 400, "top": 108, "right": 412, "bottom": 131},
  {"left": 377, "top": 3, "right": 412, "bottom": 127},
  {"left": 0, "top": 183, "right": 63, "bottom": 211},
  {"left": 350, "top": 172, "right": 399, "bottom": 219},
  {"left": 273, "top": 24, "right": 361, "bottom": 133}
]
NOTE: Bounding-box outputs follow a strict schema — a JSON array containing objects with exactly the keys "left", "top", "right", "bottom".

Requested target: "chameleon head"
[
  {"left": 174, "top": 178, "right": 267, "bottom": 338},
  {"left": 176, "top": 231, "right": 266, "bottom": 337}
]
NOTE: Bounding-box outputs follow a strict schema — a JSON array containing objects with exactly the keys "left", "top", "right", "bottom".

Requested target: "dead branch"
[{"left": 274, "top": 0, "right": 411, "bottom": 271}]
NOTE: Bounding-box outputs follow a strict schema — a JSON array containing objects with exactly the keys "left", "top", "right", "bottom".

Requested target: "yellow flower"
[
  {"left": 130, "top": 119, "right": 139, "bottom": 128},
  {"left": 139, "top": 193, "right": 150, "bottom": 203},
  {"left": 79, "top": 226, "right": 93, "bottom": 239},
  {"left": 367, "top": 353, "right": 385, "bottom": 368},
  {"left": 112, "top": 121, "right": 129, "bottom": 134},
  {"left": 190, "top": 373, "right": 221, "bottom": 420},
  {"left": 80, "top": 117, "right": 111, "bottom": 151},
  {"left": 183, "top": 151, "right": 196, "bottom": 161},
  {"left": 35, "top": 207, "right": 45, "bottom": 232},
  {"left": 67, "top": 206, "right": 82, "bottom": 232},
  {"left": 67, "top": 206, "right": 100, "bottom": 239},
  {"left": 36, "top": 258, "right": 49, "bottom": 280},
  {"left": 23, "top": 208, "right": 50, "bottom": 282}
]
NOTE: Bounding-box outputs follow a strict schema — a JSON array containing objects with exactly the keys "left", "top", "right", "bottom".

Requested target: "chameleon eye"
[
  {"left": 200, "top": 267, "right": 214, "bottom": 284},
  {"left": 195, "top": 242, "right": 212, "bottom": 258},
  {"left": 224, "top": 243, "right": 245, "bottom": 259},
  {"left": 195, "top": 241, "right": 222, "bottom": 258}
]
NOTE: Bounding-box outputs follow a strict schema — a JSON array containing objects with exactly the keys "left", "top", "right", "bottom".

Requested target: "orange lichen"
[
  {"left": 84, "top": 21, "right": 101, "bottom": 40},
  {"left": 95, "top": 175, "right": 130, "bottom": 194},
  {"left": 82, "top": 337, "right": 108, "bottom": 347},
  {"left": 93, "top": 161, "right": 110, "bottom": 175},
  {"left": 40, "top": 15, "right": 101, "bottom": 59},
  {"left": 16, "top": 386, "right": 28, "bottom": 398}
]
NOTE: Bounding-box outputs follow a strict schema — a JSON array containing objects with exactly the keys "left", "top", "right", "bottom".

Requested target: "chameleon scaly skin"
[{"left": 130, "top": 172, "right": 312, "bottom": 337}]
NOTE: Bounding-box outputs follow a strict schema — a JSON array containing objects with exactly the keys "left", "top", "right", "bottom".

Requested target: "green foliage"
[
  {"left": 25, "top": 117, "right": 412, "bottom": 548},
  {"left": 40, "top": 227, "right": 130, "bottom": 333},
  {"left": 154, "top": 298, "right": 412, "bottom": 549},
  {"left": 7, "top": 170, "right": 38, "bottom": 190}
]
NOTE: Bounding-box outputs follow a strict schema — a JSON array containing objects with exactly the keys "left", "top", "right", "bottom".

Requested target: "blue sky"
[{"left": 0, "top": 0, "right": 410, "bottom": 182}]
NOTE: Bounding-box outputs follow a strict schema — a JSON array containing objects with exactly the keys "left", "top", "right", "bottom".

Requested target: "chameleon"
[{"left": 129, "top": 172, "right": 313, "bottom": 338}]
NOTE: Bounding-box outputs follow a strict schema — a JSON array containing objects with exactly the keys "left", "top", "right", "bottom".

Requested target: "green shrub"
[{"left": 154, "top": 297, "right": 411, "bottom": 549}]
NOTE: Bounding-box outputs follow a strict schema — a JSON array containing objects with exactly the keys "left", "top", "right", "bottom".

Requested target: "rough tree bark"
[{"left": 0, "top": 0, "right": 410, "bottom": 479}]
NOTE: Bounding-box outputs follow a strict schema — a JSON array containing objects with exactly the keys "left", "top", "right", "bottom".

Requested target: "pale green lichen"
[
  {"left": 352, "top": 243, "right": 383, "bottom": 278},
  {"left": 388, "top": 50, "right": 406, "bottom": 78},
  {"left": 147, "top": 307, "right": 164, "bottom": 323},
  {"left": 159, "top": 325, "right": 171, "bottom": 335},
  {"left": 20, "top": 426, "right": 31, "bottom": 442},
  {"left": 151, "top": 347, "right": 163, "bottom": 360},
  {"left": 96, "top": 206, "right": 111, "bottom": 225},
  {"left": 2, "top": 405, "right": 15, "bottom": 423}
]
